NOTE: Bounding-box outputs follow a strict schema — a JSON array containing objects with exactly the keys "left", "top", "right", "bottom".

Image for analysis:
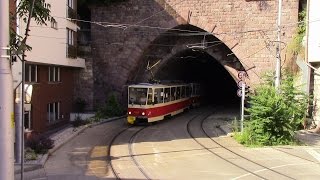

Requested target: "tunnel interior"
[
  {"left": 154, "top": 49, "right": 240, "bottom": 107},
  {"left": 135, "top": 25, "right": 242, "bottom": 108}
]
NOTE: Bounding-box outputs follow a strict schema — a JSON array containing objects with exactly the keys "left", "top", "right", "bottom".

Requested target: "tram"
[{"left": 127, "top": 83, "right": 200, "bottom": 124}]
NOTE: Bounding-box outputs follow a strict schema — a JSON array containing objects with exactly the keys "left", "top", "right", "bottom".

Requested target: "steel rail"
[
  {"left": 200, "top": 117, "right": 295, "bottom": 180},
  {"left": 186, "top": 113, "right": 268, "bottom": 180}
]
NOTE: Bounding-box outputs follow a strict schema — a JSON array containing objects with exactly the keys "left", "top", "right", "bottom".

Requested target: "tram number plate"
[{"left": 127, "top": 116, "right": 135, "bottom": 124}]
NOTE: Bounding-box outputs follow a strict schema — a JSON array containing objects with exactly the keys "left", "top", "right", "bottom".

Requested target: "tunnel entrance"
[
  {"left": 154, "top": 49, "right": 240, "bottom": 107},
  {"left": 133, "top": 25, "right": 243, "bottom": 108}
]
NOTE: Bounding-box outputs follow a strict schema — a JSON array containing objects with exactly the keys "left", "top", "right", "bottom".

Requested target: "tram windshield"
[{"left": 129, "top": 87, "right": 148, "bottom": 105}]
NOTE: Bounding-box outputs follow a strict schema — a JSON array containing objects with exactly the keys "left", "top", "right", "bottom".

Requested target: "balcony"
[{"left": 67, "top": 44, "right": 77, "bottom": 59}]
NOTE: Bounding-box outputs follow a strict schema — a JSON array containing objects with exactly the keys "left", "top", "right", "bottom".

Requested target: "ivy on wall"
[{"left": 287, "top": 9, "right": 306, "bottom": 57}]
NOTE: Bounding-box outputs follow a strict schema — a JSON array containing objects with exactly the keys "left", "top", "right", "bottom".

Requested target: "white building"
[{"left": 13, "top": 0, "right": 85, "bottom": 133}]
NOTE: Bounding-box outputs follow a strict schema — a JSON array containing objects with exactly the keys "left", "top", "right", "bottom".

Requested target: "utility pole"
[
  {"left": 0, "top": 0, "right": 15, "bottom": 179},
  {"left": 275, "top": 0, "right": 282, "bottom": 89}
]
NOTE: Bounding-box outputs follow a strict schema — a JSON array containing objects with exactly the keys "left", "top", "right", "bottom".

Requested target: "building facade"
[
  {"left": 308, "top": 0, "right": 320, "bottom": 126},
  {"left": 14, "top": 0, "right": 85, "bottom": 133}
]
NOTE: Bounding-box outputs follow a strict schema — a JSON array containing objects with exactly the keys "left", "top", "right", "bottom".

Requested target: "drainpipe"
[
  {"left": 305, "top": 0, "right": 312, "bottom": 121},
  {"left": 305, "top": 0, "right": 310, "bottom": 95}
]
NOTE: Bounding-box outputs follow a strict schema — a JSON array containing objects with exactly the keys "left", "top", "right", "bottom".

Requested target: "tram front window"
[{"left": 129, "top": 88, "right": 148, "bottom": 105}]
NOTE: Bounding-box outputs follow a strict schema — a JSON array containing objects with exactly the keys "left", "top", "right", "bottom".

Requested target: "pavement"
[
  {"left": 14, "top": 116, "right": 320, "bottom": 180},
  {"left": 14, "top": 116, "right": 126, "bottom": 179}
]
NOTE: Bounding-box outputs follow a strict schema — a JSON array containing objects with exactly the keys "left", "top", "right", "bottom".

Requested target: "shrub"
[
  {"left": 96, "top": 93, "right": 123, "bottom": 118},
  {"left": 74, "top": 97, "right": 87, "bottom": 113},
  {"left": 25, "top": 134, "right": 54, "bottom": 154},
  {"left": 25, "top": 147, "right": 37, "bottom": 161},
  {"left": 236, "top": 72, "right": 308, "bottom": 146},
  {"left": 71, "top": 116, "right": 88, "bottom": 127}
]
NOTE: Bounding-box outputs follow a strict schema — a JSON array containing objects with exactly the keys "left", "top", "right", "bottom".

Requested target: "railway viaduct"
[{"left": 76, "top": 0, "right": 300, "bottom": 109}]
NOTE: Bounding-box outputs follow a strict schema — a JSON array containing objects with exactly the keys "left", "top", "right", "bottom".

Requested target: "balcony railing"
[{"left": 67, "top": 44, "right": 77, "bottom": 59}]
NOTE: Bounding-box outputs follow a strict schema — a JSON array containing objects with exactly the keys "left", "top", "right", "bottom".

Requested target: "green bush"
[
  {"left": 74, "top": 98, "right": 87, "bottom": 113},
  {"left": 25, "top": 147, "right": 37, "bottom": 161},
  {"left": 96, "top": 93, "right": 123, "bottom": 118},
  {"left": 236, "top": 72, "right": 308, "bottom": 146},
  {"left": 25, "top": 134, "right": 54, "bottom": 154},
  {"left": 71, "top": 116, "right": 89, "bottom": 127}
]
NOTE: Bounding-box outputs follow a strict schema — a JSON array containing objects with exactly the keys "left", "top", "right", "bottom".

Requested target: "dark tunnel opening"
[{"left": 155, "top": 49, "right": 240, "bottom": 107}]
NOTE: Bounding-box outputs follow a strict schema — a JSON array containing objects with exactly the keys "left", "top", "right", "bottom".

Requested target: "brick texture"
[{"left": 87, "top": 0, "right": 299, "bottom": 107}]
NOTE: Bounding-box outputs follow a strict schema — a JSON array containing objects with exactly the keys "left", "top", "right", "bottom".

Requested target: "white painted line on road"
[
  {"left": 231, "top": 162, "right": 320, "bottom": 180},
  {"left": 306, "top": 149, "right": 320, "bottom": 162}
]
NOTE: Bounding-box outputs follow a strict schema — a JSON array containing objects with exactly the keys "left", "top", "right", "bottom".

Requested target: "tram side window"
[
  {"left": 176, "top": 87, "right": 181, "bottom": 100},
  {"left": 164, "top": 88, "right": 170, "bottom": 103},
  {"left": 171, "top": 87, "right": 176, "bottom": 101},
  {"left": 181, "top": 86, "right": 186, "bottom": 98},
  {"left": 195, "top": 84, "right": 200, "bottom": 95},
  {"left": 129, "top": 87, "right": 148, "bottom": 105},
  {"left": 147, "top": 88, "right": 153, "bottom": 105},
  {"left": 186, "top": 86, "right": 191, "bottom": 97},
  {"left": 154, "top": 88, "right": 164, "bottom": 104}
]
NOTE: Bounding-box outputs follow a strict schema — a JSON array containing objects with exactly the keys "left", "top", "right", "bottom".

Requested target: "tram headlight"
[
  {"left": 142, "top": 112, "right": 145, "bottom": 116},
  {"left": 128, "top": 111, "right": 131, "bottom": 115}
]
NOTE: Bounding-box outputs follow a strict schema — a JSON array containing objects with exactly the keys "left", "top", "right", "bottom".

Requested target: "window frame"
[
  {"left": 67, "top": 0, "right": 74, "bottom": 9},
  {"left": 48, "top": 66, "right": 61, "bottom": 82},
  {"left": 47, "top": 102, "right": 61, "bottom": 123},
  {"left": 25, "top": 64, "right": 38, "bottom": 83},
  {"left": 67, "top": 28, "right": 75, "bottom": 46}
]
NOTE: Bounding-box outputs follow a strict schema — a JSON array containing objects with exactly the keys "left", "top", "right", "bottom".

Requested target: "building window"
[
  {"left": 67, "top": 28, "right": 75, "bottom": 46},
  {"left": 67, "top": 28, "right": 77, "bottom": 58},
  {"left": 67, "top": 0, "right": 74, "bottom": 9},
  {"left": 47, "top": 102, "right": 60, "bottom": 123},
  {"left": 67, "top": 0, "right": 77, "bottom": 19},
  {"left": 24, "top": 111, "right": 32, "bottom": 130},
  {"left": 51, "top": 19, "right": 58, "bottom": 29},
  {"left": 25, "top": 64, "right": 38, "bottom": 82},
  {"left": 48, "top": 66, "right": 60, "bottom": 82}
]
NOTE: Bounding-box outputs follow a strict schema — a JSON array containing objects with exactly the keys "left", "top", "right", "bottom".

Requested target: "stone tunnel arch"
[
  {"left": 88, "top": 0, "right": 298, "bottom": 108},
  {"left": 130, "top": 25, "right": 247, "bottom": 106}
]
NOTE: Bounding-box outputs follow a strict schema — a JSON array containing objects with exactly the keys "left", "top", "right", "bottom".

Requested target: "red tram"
[{"left": 127, "top": 83, "right": 200, "bottom": 124}]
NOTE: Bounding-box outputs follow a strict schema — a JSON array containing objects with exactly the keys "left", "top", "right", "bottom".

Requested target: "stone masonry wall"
[{"left": 90, "top": 0, "right": 299, "bottom": 107}]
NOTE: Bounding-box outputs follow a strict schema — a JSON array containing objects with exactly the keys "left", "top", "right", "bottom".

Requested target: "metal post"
[
  {"left": 0, "top": 0, "right": 15, "bottom": 179},
  {"left": 241, "top": 83, "right": 245, "bottom": 133},
  {"left": 275, "top": 0, "right": 282, "bottom": 89},
  {"left": 14, "top": 0, "right": 23, "bottom": 164},
  {"left": 20, "top": 1, "right": 36, "bottom": 179},
  {"left": 20, "top": 53, "right": 25, "bottom": 180}
]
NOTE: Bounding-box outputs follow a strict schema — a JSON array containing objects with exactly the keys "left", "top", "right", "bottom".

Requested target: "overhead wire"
[{"left": 28, "top": 9, "right": 320, "bottom": 82}]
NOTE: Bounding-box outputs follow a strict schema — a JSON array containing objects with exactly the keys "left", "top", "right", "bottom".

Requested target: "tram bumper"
[
  {"left": 127, "top": 116, "right": 136, "bottom": 124},
  {"left": 127, "top": 116, "right": 149, "bottom": 125}
]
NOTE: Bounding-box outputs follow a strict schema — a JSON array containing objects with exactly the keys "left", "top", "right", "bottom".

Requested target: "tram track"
[
  {"left": 211, "top": 119, "right": 320, "bottom": 166},
  {"left": 271, "top": 147, "right": 320, "bottom": 164},
  {"left": 107, "top": 125, "right": 151, "bottom": 180},
  {"left": 186, "top": 113, "right": 296, "bottom": 180}
]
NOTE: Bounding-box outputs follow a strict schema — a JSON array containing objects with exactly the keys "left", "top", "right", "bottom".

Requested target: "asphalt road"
[{"left": 16, "top": 107, "right": 320, "bottom": 180}]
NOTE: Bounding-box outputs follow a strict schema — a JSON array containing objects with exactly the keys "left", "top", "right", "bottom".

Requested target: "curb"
[{"left": 14, "top": 115, "right": 126, "bottom": 174}]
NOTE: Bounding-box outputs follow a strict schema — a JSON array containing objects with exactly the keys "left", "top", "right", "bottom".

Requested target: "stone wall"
[
  {"left": 89, "top": 0, "right": 299, "bottom": 107},
  {"left": 74, "top": 46, "right": 94, "bottom": 111}
]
